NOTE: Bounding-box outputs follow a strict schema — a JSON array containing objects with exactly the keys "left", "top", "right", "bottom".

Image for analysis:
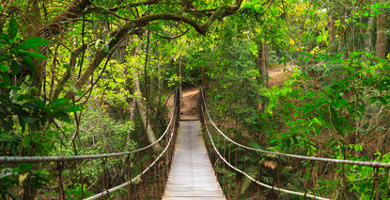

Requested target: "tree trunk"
[
  {"left": 375, "top": 10, "right": 387, "bottom": 59},
  {"left": 365, "top": 1, "right": 374, "bottom": 53},
  {"left": 126, "top": 98, "right": 137, "bottom": 146},
  {"left": 262, "top": 41, "right": 269, "bottom": 89},
  {"left": 132, "top": 66, "right": 161, "bottom": 150},
  {"left": 256, "top": 39, "right": 269, "bottom": 113},
  {"left": 328, "top": 10, "right": 336, "bottom": 53},
  {"left": 179, "top": 55, "right": 183, "bottom": 107}
]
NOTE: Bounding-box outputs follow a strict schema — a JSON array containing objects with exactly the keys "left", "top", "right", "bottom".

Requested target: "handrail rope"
[
  {"left": 200, "top": 105, "right": 330, "bottom": 200},
  {"left": 0, "top": 91, "right": 177, "bottom": 164},
  {"left": 200, "top": 89, "right": 390, "bottom": 168},
  {"left": 84, "top": 106, "right": 178, "bottom": 200}
]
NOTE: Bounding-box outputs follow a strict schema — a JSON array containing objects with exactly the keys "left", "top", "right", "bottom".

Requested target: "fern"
[{"left": 240, "top": 165, "right": 258, "bottom": 194}]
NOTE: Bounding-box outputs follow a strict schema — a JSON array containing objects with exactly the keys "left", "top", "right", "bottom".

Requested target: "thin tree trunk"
[
  {"left": 365, "top": 1, "right": 374, "bottom": 53},
  {"left": 126, "top": 98, "right": 137, "bottom": 146},
  {"left": 256, "top": 39, "right": 269, "bottom": 113},
  {"left": 133, "top": 66, "right": 161, "bottom": 150},
  {"left": 262, "top": 41, "right": 269, "bottom": 89},
  {"left": 328, "top": 9, "right": 336, "bottom": 53},
  {"left": 179, "top": 55, "right": 183, "bottom": 107},
  {"left": 375, "top": 9, "right": 387, "bottom": 59}
]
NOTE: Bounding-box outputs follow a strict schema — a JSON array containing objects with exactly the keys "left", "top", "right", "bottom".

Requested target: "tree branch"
[{"left": 64, "top": 2, "right": 241, "bottom": 99}]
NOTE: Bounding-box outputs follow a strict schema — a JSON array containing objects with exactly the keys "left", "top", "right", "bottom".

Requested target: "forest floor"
[{"left": 167, "top": 64, "right": 295, "bottom": 119}]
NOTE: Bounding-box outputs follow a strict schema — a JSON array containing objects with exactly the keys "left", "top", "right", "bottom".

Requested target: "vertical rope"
[
  {"left": 138, "top": 152, "right": 143, "bottom": 199},
  {"left": 235, "top": 148, "right": 238, "bottom": 198},
  {"left": 370, "top": 167, "right": 380, "bottom": 200},
  {"left": 228, "top": 143, "right": 231, "bottom": 200},
  {"left": 80, "top": 162, "right": 84, "bottom": 199},
  {"left": 102, "top": 158, "right": 108, "bottom": 198},
  {"left": 223, "top": 137, "right": 226, "bottom": 193},
  {"left": 304, "top": 162, "right": 314, "bottom": 199},
  {"left": 217, "top": 128, "right": 220, "bottom": 167},
  {"left": 277, "top": 158, "right": 280, "bottom": 199},
  {"left": 135, "top": 152, "right": 140, "bottom": 199},
  {"left": 57, "top": 162, "right": 65, "bottom": 200},
  {"left": 153, "top": 149, "right": 157, "bottom": 199},
  {"left": 126, "top": 156, "right": 131, "bottom": 200}
]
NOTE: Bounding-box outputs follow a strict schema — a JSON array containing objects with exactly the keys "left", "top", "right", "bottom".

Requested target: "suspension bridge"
[{"left": 1, "top": 89, "right": 390, "bottom": 199}]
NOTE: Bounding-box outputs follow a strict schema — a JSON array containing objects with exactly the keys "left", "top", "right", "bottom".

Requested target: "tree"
[{"left": 375, "top": 0, "right": 387, "bottom": 59}]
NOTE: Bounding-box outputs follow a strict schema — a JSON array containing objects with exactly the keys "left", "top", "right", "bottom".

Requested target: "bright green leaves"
[
  {"left": 0, "top": 63, "right": 7, "bottom": 72},
  {"left": 0, "top": 17, "right": 83, "bottom": 159},
  {"left": 18, "top": 50, "right": 46, "bottom": 59},
  {"left": 1, "top": 94, "right": 82, "bottom": 134},
  {"left": 20, "top": 37, "right": 50, "bottom": 51},
  {"left": 0, "top": 17, "right": 49, "bottom": 89}
]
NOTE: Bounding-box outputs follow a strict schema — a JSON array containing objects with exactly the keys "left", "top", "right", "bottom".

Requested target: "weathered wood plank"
[{"left": 162, "top": 121, "right": 226, "bottom": 200}]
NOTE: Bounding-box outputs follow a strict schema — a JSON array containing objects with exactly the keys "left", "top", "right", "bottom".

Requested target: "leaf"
[
  {"left": 1, "top": 72, "right": 11, "bottom": 83},
  {"left": 19, "top": 50, "right": 46, "bottom": 59},
  {"left": 250, "top": 142, "right": 262, "bottom": 150},
  {"left": 240, "top": 165, "right": 258, "bottom": 194},
  {"left": 33, "top": 99, "right": 45, "bottom": 109},
  {"left": 4, "top": 86, "right": 21, "bottom": 90},
  {"left": 64, "top": 105, "right": 83, "bottom": 112},
  {"left": 103, "top": 44, "right": 109, "bottom": 53},
  {"left": 25, "top": 116, "right": 39, "bottom": 124},
  {"left": 57, "top": 111, "right": 72, "bottom": 123},
  {"left": 376, "top": 96, "right": 387, "bottom": 105},
  {"left": 11, "top": 60, "right": 19, "bottom": 75},
  {"left": 52, "top": 98, "right": 69, "bottom": 106},
  {"left": 23, "top": 102, "right": 38, "bottom": 110},
  {"left": 21, "top": 37, "right": 50, "bottom": 51},
  {"left": 21, "top": 58, "right": 38, "bottom": 74},
  {"left": 9, "top": 17, "right": 18, "bottom": 40},
  {"left": 19, "top": 173, "right": 28, "bottom": 186},
  {"left": 0, "top": 32, "right": 10, "bottom": 44},
  {"left": 0, "top": 62, "right": 7, "bottom": 72},
  {"left": 18, "top": 114, "right": 26, "bottom": 133}
]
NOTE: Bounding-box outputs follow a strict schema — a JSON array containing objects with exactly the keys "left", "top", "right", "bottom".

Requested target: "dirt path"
[
  {"left": 268, "top": 64, "right": 295, "bottom": 87},
  {"left": 167, "top": 64, "right": 294, "bottom": 119},
  {"left": 178, "top": 87, "right": 199, "bottom": 120}
]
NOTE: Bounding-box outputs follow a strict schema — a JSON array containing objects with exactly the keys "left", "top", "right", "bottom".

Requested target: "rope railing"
[
  {"left": 200, "top": 89, "right": 390, "bottom": 168},
  {"left": 201, "top": 106, "right": 329, "bottom": 199},
  {"left": 199, "top": 88, "right": 389, "bottom": 199},
  {"left": 1, "top": 89, "right": 181, "bottom": 200},
  {"left": 0, "top": 105, "right": 175, "bottom": 164},
  {"left": 84, "top": 97, "right": 178, "bottom": 200}
]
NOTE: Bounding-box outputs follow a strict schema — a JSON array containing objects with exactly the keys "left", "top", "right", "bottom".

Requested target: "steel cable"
[
  {"left": 83, "top": 91, "right": 179, "bottom": 199},
  {"left": 200, "top": 89, "right": 390, "bottom": 168},
  {"left": 0, "top": 96, "right": 176, "bottom": 164},
  {"left": 83, "top": 108, "right": 177, "bottom": 200},
  {"left": 200, "top": 104, "right": 330, "bottom": 199}
]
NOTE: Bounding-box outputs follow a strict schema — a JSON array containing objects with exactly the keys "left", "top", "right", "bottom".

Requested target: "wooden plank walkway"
[{"left": 162, "top": 120, "right": 226, "bottom": 200}]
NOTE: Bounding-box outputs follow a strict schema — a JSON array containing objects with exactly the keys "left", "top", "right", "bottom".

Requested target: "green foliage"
[
  {"left": 65, "top": 182, "right": 94, "bottom": 200},
  {"left": 346, "top": 151, "right": 390, "bottom": 199},
  {"left": 263, "top": 51, "right": 390, "bottom": 197},
  {"left": 0, "top": 17, "right": 82, "bottom": 199}
]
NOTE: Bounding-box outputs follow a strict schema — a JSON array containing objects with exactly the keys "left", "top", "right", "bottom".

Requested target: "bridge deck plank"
[{"left": 162, "top": 121, "right": 226, "bottom": 200}]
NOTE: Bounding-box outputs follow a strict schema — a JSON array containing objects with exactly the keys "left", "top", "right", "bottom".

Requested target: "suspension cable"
[
  {"left": 200, "top": 103, "right": 329, "bottom": 199},
  {"left": 84, "top": 102, "right": 178, "bottom": 200},
  {"left": 200, "top": 89, "right": 390, "bottom": 168},
  {"left": 0, "top": 92, "right": 176, "bottom": 164}
]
